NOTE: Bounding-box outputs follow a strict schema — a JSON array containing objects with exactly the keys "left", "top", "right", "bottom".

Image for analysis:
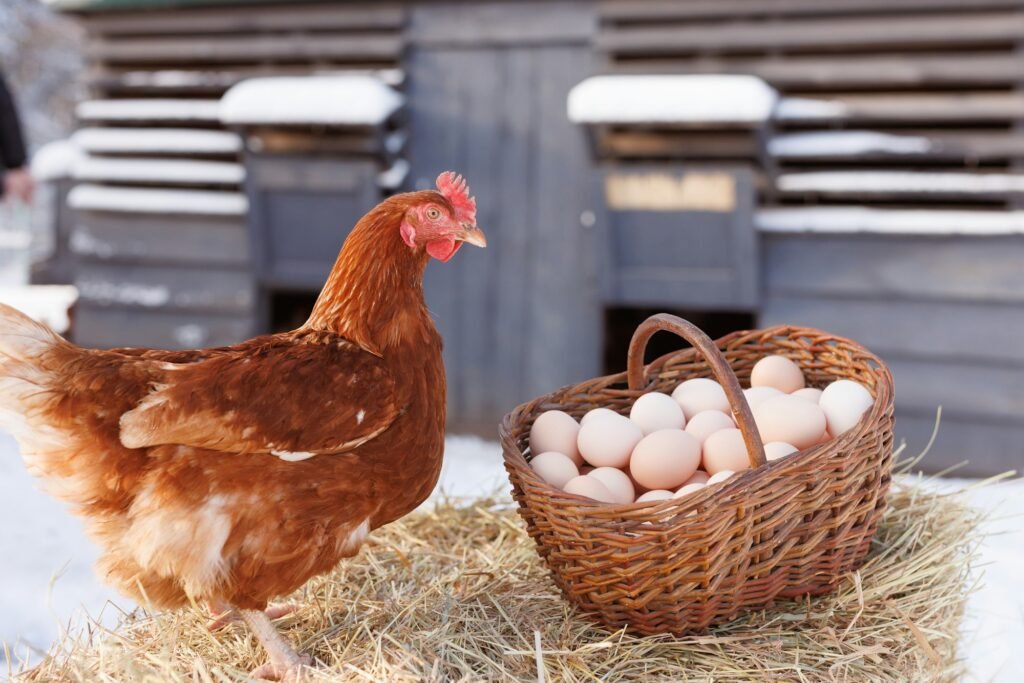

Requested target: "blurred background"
[{"left": 5, "top": 0, "right": 1024, "bottom": 476}]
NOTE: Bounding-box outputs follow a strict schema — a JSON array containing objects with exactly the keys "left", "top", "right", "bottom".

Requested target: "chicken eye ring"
[{"left": 426, "top": 207, "right": 442, "bottom": 220}]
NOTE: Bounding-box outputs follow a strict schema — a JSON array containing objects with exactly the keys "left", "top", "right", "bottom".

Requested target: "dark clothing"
[{"left": 0, "top": 73, "right": 28, "bottom": 171}]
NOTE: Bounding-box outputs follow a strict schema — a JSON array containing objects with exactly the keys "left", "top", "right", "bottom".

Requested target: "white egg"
[
  {"left": 702, "top": 428, "right": 752, "bottom": 474},
  {"left": 577, "top": 416, "right": 644, "bottom": 469},
  {"left": 629, "top": 392, "right": 686, "bottom": 435},
  {"left": 563, "top": 475, "right": 616, "bottom": 503},
  {"left": 581, "top": 407, "right": 623, "bottom": 425},
  {"left": 753, "top": 394, "right": 827, "bottom": 450},
  {"left": 819, "top": 380, "right": 874, "bottom": 436},
  {"left": 586, "top": 467, "right": 636, "bottom": 504},
  {"left": 529, "top": 451, "right": 580, "bottom": 488},
  {"left": 529, "top": 411, "right": 581, "bottom": 465},
  {"left": 674, "top": 482, "right": 705, "bottom": 498},
  {"left": 684, "top": 410, "right": 735, "bottom": 445},
  {"left": 764, "top": 442, "right": 798, "bottom": 462},
  {"left": 706, "top": 470, "right": 734, "bottom": 486},
  {"left": 671, "top": 378, "right": 730, "bottom": 419},
  {"left": 743, "top": 386, "right": 782, "bottom": 410},
  {"left": 751, "top": 355, "right": 805, "bottom": 394},
  {"left": 629, "top": 429, "right": 702, "bottom": 490},
  {"left": 635, "top": 489, "right": 674, "bottom": 503},
  {"left": 791, "top": 387, "right": 823, "bottom": 403}
]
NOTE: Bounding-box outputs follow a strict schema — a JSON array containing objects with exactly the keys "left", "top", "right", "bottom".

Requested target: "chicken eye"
[{"left": 426, "top": 207, "right": 442, "bottom": 221}]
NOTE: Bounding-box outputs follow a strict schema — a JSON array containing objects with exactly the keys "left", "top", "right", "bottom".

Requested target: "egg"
[
  {"left": 629, "top": 392, "right": 686, "bottom": 435},
  {"left": 671, "top": 378, "right": 730, "bottom": 419},
  {"left": 819, "top": 380, "right": 874, "bottom": 436},
  {"left": 751, "top": 355, "right": 806, "bottom": 394},
  {"left": 629, "top": 429, "right": 701, "bottom": 490},
  {"left": 563, "top": 475, "right": 615, "bottom": 503},
  {"left": 577, "top": 416, "right": 643, "bottom": 468},
  {"left": 753, "top": 394, "right": 827, "bottom": 450},
  {"left": 743, "top": 386, "right": 782, "bottom": 410},
  {"left": 764, "top": 441, "right": 798, "bottom": 462},
  {"left": 683, "top": 470, "right": 710, "bottom": 486},
  {"left": 529, "top": 451, "right": 580, "bottom": 488},
  {"left": 581, "top": 407, "right": 622, "bottom": 425},
  {"left": 706, "top": 470, "right": 734, "bottom": 486},
  {"left": 702, "top": 428, "right": 752, "bottom": 474},
  {"left": 586, "top": 467, "right": 635, "bottom": 504},
  {"left": 674, "top": 482, "right": 705, "bottom": 498},
  {"left": 792, "top": 387, "right": 823, "bottom": 403},
  {"left": 684, "top": 409, "right": 735, "bottom": 445},
  {"left": 635, "top": 489, "right": 674, "bottom": 503},
  {"left": 529, "top": 411, "right": 582, "bottom": 465}
]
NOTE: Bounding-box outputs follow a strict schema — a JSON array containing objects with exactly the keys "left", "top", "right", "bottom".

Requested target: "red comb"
[{"left": 436, "top": 171, "right": 477, "bottom": 225}]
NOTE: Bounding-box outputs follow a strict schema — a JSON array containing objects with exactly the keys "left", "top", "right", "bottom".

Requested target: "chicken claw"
[
  {"left": 208, "top": 602, "right": 300, "bottom": 631},
  {"left": 238, "top": 608, "right": 313, "bottom": 682}
]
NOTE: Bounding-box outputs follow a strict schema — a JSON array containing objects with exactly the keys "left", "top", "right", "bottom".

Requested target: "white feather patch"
[{"left": 271, "top": 450, "right": 316, "bottom": 462}]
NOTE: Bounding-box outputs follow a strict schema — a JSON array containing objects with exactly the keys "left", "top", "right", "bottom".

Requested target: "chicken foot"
[
  {"left": 207, "top": 600, "right": 299, "bottom": 631},
  {"left": 238, "top": 607, "right": 312, "bottom": 682}
]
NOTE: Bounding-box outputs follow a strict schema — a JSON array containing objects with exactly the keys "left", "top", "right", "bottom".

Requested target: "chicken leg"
[
  {"left": 207, "top": 600, "right": 299, "bottom": 631},
  {"left": 238, "top": 607, "right": 312, "bottom": 682}
]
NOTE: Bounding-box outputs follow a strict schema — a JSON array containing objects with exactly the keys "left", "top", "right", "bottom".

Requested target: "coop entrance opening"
[
  {"left": 603, "top": 307, "right": 755, "bottom": 376},
  {"left": 268, "top": 291, "right": 318, "bottom": 333}
]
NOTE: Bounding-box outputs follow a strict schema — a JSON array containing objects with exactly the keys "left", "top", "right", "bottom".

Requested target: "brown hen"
[{"left": 0, "top": 172, "right": 485, "bottom": 680}]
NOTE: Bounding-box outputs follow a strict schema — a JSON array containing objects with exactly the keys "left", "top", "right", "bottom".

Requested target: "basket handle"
[{"left": 627, "top": 314, "right": 767, "bottom": 469}]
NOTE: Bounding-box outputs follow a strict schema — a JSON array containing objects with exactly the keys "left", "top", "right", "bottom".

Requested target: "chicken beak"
[{"left": 458, "top": 224, "right": 487, "bottom": 248}]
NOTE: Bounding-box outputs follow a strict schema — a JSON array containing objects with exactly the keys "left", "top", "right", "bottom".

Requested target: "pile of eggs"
[{"left": 528, "top": 355, "right": 874, "bottom": 504}]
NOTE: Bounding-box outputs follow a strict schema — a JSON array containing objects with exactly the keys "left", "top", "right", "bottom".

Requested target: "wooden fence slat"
[
  {"left": 599, "top": 0, "right": 1024, "bottom": 22},
  {"left": 777, "top": 92, "right": 1024, "bottom": 124}
]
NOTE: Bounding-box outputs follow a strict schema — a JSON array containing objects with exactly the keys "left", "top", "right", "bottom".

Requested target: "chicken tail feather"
[{"left": 0, "top": 302, "right": 64, "bottom": 364}]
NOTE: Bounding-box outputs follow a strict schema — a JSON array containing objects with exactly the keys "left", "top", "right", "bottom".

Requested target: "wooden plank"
[
  {"left": 598, "top": 130, "right": 761, "bottom": 159},
  {"left": 763, "top": 233, "right": 1024, "bottom": 303},
  {"left": 886, "top": 356, "right": 1024, "bottom": 423},
  {"left": 760, "top": 295, "right": 1024, "bottom": 364},
  {"left": 409, "top": 2, "right": 593, "bottom": 47},
  {"left": 76, "top": 263, "right": 254, "bottom": 313},
  {"left": 88, "top": 33, "right": 404, "bottom": 65},
  {"left": 86, "top": 66, "right": 405, "bottom": 96},
  {"left": 73, "top": 305, "right": 253, "bottom": 350},
  {"left": 597, "top": 11, "right": 1024, "bottom": 55},
  {"left": 771, "top": 130, "right": 1024, "bottom": 162},
  {"left": 776, "top": 92, "right": 1024, "bottom": 124},
  {"left": 609, "top": 53, "right": 1024, "bottom": 90},
  {"left": 894, "top": 410, "right": 1024, "bottom": 476},
  {"left": 70, "top": 213, "right": 249, "bottom": 267},
  {"left": 81, "top": 4, "right": 405, "bottom": 36},
  {"left": 600, "top": 0, "right": 1024, "bottom": 22}
]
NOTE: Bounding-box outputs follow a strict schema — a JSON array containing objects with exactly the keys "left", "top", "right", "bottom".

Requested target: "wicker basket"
[{"left": 501, "top": 314, "right": 895, "bottom": 635}]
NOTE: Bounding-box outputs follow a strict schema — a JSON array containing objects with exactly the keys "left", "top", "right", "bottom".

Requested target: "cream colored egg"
[
  {"left": 563, "top": 475, "right": 615, "bottom": 503},
  {"left": 706, "top": 470, "right": 734, "bottom": 486},
  {"left": 743, "top": 386, "right": 782, "bottom": 410},
  {"left": 751, "top": 355, "right": 806, "bottom": 394},
  {"left": 674, "top": 482, "right": 705, "bottom": 498},
  {"left": 671, "top": 378, "right": 730, "bottom": 420},
  {"left": 577, "top": 416, "right": 643, "bottom": 469},
  {"left": 702, "top": 428, "right": 752, "bottom": 475},
  {"left": 630, "top": 392, "right": 686, "bottom": 435},
  {"left": 581, "top": 407, "right": 622, "bottom": 425},
  {"left": 819, "top": 380, "right": 874, "bottom": 436},
  {"left": 587, "top": 467, "right": 635, "bottom": 504},
  {"left": 684, "top": 409, "right": 735, "bottom": 445},
  {"left": 530, "top": 410, "right": 582, "bottom": 465},
  {"left": 530, "top": 451, "right": 580, "bottom": 488},
  {"left": 753, "top": 395, "right": 827, "bottom": 450},
  {"left": 635, "top": 489, "right": 674, "bottom": 503},
  {"left": 629, "top": 429, "right": 701, "bottom": 490},
  {"left": 684, "top": 470, "right": 710, "bottom": 486},
  {"left": 792, "top": 387, "right": 823, "bottom": 403},
  {"left": 764, "top": 441, "right": 798, "bottom": 462}
]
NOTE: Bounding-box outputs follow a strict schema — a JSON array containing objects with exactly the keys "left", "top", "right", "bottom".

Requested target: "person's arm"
[{"left": 0, "top": 72, "right": 33, "bottom": 203}]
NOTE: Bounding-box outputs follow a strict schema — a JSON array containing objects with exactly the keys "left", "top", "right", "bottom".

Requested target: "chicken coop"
[{"left": 39, "top": 0, "right": 1024, "bottom": 475}]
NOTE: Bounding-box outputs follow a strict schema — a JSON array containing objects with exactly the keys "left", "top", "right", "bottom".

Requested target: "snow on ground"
[
  {"left": 220, "top": 75, "right": 404, "bottom": 127},
  {"left": 1, "top": 433, "right": 1021, "bottom": 680},
  {"left": 567, "top": 75, "right": 778, "bottom": 125}
]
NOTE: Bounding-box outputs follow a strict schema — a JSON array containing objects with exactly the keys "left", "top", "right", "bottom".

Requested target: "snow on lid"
[
  {"left": 756, "top": 207, "right": 1024, "bottom": 236},
  {"left": 567, "top": 75, "right": 778, "bottom": 125},
  {"left": 73, "top": 157, "right": 244, "bottom": 185},
  {"left": 72, "top": 128, "right": 242, "bottom": 155},
  {"left": 220, "top": 75, "right": 404, "bottom": 127},
  {"left": 769, "top": 131, "right": 932, "bottom": 158},
  {"left": 378, "top": 159, "right": 410, "bottom": 190},
  {"left": 68, "top": 184, "right": 248, "bottom": 216},
  {"left": 30, "top": 140, "right": 85, "bottom": 181},
  {"left": 774, "top": 97, "right": 849, "bottom": 121},
  {"left": 0, "top": 286, "right": 78, "bottom": 334},
  {"left": 777, "top": 172, "right": 1024, "bottom": 195},
  {"left": 77, "top": 99, "right": 222, "bottom": 123}
]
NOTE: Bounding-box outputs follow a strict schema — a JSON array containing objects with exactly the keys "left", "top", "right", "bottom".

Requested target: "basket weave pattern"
[{"left": 501, "top": 315, "right": 895, "bottom": 635}]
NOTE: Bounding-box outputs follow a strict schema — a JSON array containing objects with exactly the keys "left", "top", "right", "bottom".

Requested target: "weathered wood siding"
[
  {"left": 760, "top": 232, "right": 1024, "bottom": 475},
  {"left": 407, "top": 1, "right": 598, "bottom": 430}
]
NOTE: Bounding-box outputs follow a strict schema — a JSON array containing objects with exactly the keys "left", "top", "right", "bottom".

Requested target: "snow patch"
[
  {"left": 220, "top": 75, "right": 403, "bottom": 127},
  {"left": 77, "top": 280, "right": 170, "bottom": 308},
  {"left": 774, "top": 97, "right": 849, "bottom": 121},
  {"left": 769, "top": 131, "right": 932, "bottom": 158},
  {"left": 30, "top": 139, "right": 83, "bottom": 181},
  {"left": 73, "top": 157, "right": 244, "bottom": 186},
  {"left": 0, "top": 286, "right": 78, "bottom": 334},
  {"left": 68, "top": 185, "right": 247, "bottom": 216},
  {"left": 757, "top": 207, "right": 1024, "bottom": 235},
  {"left": 77, "top": 99, "right": 221, "bottom": 123},
  {"left": 72, "top": 128, "right": 242, "bottom": 155},
  {"left": 378, "top": 159, "right": 409, "bottom": 190},
  {"left": 567, "top": 75, "right": 778, "bottom": 125},
  {"left": 778, "top": 172, "right": 1024, "bottom": 195}
]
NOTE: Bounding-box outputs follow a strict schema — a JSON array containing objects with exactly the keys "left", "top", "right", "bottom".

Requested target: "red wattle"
[{"left": 426, "top": 238, "right": 461, "bottom": 262}]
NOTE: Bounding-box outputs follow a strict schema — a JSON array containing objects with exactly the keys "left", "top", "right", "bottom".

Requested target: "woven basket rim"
[{"left": 500, "top": 323, "right": 895, "bottom": 513}]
